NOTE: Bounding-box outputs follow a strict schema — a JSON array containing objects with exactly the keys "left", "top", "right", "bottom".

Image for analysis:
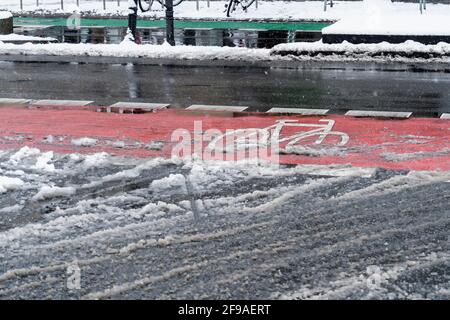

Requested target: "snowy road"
[{"left": 0, "top": 148, "right": 449, "bottom": 299}]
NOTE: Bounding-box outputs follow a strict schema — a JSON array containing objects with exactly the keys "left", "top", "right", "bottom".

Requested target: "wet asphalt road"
[
  {"left": 1, "top": 61, "right": 450, "bottom": 117},
  {"left": 0, "top": 150, "right": 449, "bottom": 299}
]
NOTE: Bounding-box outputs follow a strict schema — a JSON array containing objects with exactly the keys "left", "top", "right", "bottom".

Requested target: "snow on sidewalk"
[
  {"left": 323, "top": 0, "right": 450, "bottom": 36},
  {"left": 0, "top": 41, "right": 274, "bottom": 61},
  {"left": 0, "top": 40, "right": 450, "bottom": 62},
  {"left": 0, "top": 34, "right": 57, "bottom": 43},
  {"left": 2, "top": 1, "right": 450, "bottom": 22}
]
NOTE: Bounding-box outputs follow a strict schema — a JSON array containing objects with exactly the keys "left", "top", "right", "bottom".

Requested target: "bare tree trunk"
[{"left": 0, "top": 16, "right": 13, "bottom": 35}]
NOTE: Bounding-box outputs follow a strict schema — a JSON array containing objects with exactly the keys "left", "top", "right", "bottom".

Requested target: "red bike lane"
[{"left": 0, "top": 106, "right": 448, "bottom": 171}]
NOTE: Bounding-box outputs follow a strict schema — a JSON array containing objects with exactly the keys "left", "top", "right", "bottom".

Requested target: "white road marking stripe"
[
  {"left": 103, "top": 102, "right": 170, "bottom": 113},
  {"left": 185, "top": 28, "right": 213, "bottom": 31},
  {"left": 0, "top": 98, "right": 31, "bottom": 104},
  {"left": 13, "top": 25, "right": 50, "bottom": 29},
  {"left": 137, "top": 27, "right": 160, "bottom": 30},
  {"left": 239, "top": 29, "right": 268, "bottom": 32},
  {"left": 267, "top": 108, "right": 329, "bottom": 115},
  {"left": 296, "top": 30, "right": 321, "bottom": 33},
  {"left": 31, "top": 100, "right": 94, "bottom": 106},
  {"left": 440, "top": 113, "right": 450, "bottom": 119},
  {"left": 187, "top": 105, "right": 249, "bottom": 112},
  {"left": 345, "top": 110, "right": 412, "bottom": 118}
]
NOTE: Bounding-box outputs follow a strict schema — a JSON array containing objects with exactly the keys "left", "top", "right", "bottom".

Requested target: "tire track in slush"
[{"left": 0, "top": 148, "right": 448, "bottom": 299}]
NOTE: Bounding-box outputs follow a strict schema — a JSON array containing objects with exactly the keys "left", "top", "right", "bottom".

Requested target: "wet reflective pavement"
[
  {"left": 14, "top": 18, "right": 326, "bottom": 48},
  {"left": 16, "top": 26, "right": 322, "bottom": 47},
  {"left": 1, "top": 61, "right": 450, "bottom": 117}
]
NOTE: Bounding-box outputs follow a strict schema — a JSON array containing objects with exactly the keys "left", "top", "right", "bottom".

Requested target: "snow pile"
[
  {"left": 281, "top": 145, "right": 346, "bottom": 157},
  {"left": 145, "top": 141, "right": 165, "bottom": 151},
  {"left": 0, "top": 35, "right": 448, "bottom": 63},
  {"left": 1, "top": 40, "right": 449, "bottom": 63},
  {"left": 0, "top": 34, "right": 57, "bottom": 43},
  {"left": 32, "top": 185, "right": 76, "bottom": 201},
  {"left": 33, "top": 151, "right": 56, "bottom": 172},
  {"left": 271, "top": 40, "right": 450, "bottom": 59},
  {"left": 8, "top": 146, "right": 41, "bottom": 165},
  {"left": 0, "top": 11, "right": 12, "bottom": 20},
  {"left": 0, "top": 42, "right": 272, "bottom": 62},
  {"left": 71, "top": 137, "right": 98, "bottom": 147},
  {"left": 323, "top": 0, "right": 450, "bottom": 36},
  {"left": 150, "top": 174, "right": 187, "bottom": 193},
  {"left": 381, "top": 148, "right": 450, "bottom": 162},
  {"left": 82, "top": 152, "right": 110, "bottom": 168},
  {"left": 0, "top": 176, "right": 24, "bottom": 193}
]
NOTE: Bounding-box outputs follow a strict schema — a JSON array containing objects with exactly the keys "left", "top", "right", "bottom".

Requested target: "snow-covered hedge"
[
  {"left": 0, "top": 11, "right": 12, "bottom": 20},
  {"left": 271, "top": 40, "right": 450, "bottom": 59}
]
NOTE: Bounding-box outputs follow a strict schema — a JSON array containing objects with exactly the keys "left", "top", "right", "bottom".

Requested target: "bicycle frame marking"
[{"left": 207, "top": 119, "right": 350, "bottom": 153}]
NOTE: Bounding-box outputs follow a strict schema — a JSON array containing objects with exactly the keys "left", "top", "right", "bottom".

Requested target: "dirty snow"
[
  {"left": 33, "top": 185, "right": 76, "bottom": 201},
  {"left": 82, "top": 152, "right": 110, "bottom": 168},
  {"left": 381, "top": 148, "right": 450, "bottom": 162},
  {"left": 0, "top": 147, "right": 448, "bottom": 299},
  {"left": 0, "top": 176, "right": 24, "bottom": 193},
  {"left": 33, "top": 151, "right": 55, "bottom": 172},
  {"left": 8, "top": 146, "right": 41, "bottom": 165},
  {"left": 71, "top": 137, "right": 98, "bottom": 147}
]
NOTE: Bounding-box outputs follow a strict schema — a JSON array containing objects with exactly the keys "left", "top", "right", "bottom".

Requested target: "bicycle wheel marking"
[{"left": 207, "top": 119, "right": 350, "bottom": 156}]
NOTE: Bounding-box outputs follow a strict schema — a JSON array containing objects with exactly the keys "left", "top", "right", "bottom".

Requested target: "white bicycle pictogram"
[{"left": 207, "top": 119, "right": 350, "bottom": 153}]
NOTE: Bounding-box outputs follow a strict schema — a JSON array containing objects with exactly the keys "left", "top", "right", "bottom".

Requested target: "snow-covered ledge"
[{"left": 0, "top": 11, "right": 13, "bottom": 35}]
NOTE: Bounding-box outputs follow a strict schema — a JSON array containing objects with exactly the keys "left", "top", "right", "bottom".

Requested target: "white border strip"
[
  {"left": 440, "top": 113, "right": 450, "bottom": 119},
  {"left": 109, "top": 102, "right": 169, "bottom": 110},
  {"left": 187, "top": 105, "right": 249, "bottom": 112},
  {"left": 346, "top": 110, "right": 412, "bottom": 119},
  {"left": 239, "top": 29, "right": 268, "bottom": 32},
  {"left": 0, "top": 98, "right": 31, "bottom": 104},
  {"left": 102, "top": 102, "right": 170, "bottom": 113},
  {"left": 185, "top": 28, "right": 213, "bottom": 31},
  {"left": 267, "top": 108, "right": 329, "bottom": 115},
  {"left": 31, "top": 100, "right": 94, "bottom": 106}
]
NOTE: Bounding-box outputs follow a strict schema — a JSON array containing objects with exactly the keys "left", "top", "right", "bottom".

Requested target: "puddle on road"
[{"left": 14, "top": 25, "right": 322, "bottom": 48}]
